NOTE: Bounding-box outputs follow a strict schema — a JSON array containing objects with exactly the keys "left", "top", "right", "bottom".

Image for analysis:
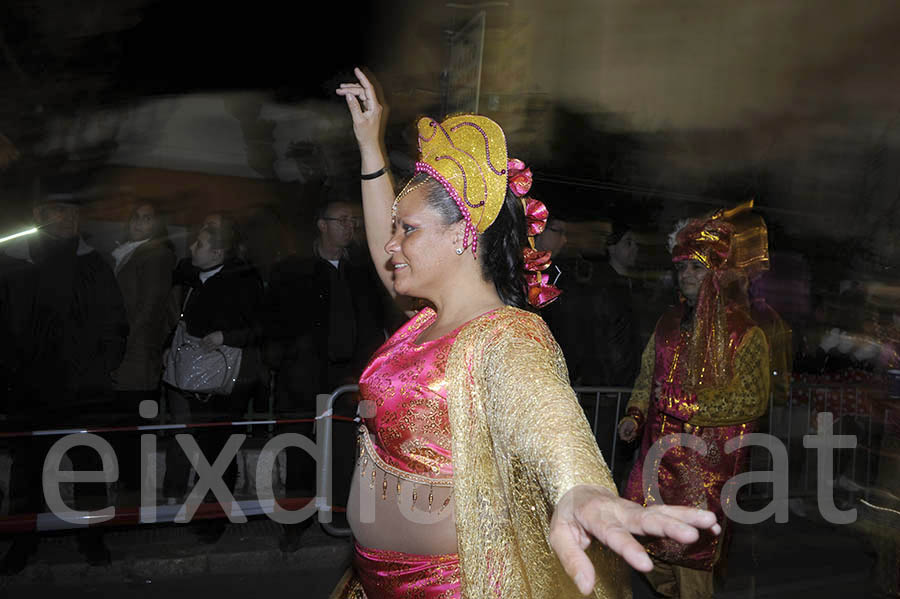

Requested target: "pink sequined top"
[{"left": 359, "top": 307, "right": 460, "bottom": 479}]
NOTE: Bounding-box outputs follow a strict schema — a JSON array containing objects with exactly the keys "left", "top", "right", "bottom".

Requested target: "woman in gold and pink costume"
[{"left": 331, "top": 68, "right": 721, "bottom": 599}]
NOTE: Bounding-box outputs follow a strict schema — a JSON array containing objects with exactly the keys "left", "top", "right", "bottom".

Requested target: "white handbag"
[{"left": 162, "top": 288, "right": 243, "bottom": 396}]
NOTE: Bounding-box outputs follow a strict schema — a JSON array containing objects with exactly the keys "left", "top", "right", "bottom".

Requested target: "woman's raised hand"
[
  {"left": 550, "top": 484, "right": 720, "bottom": 596},
  {"left": 336, "top": 67, "right": 384, "bottom": 151},
  {"left": 333, "top": 67, "right": 396, "bottom": 298}
]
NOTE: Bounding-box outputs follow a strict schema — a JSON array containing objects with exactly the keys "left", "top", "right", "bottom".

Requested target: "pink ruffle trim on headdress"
[
  {"left": 416, "top": 155, "right": 560, "bottom": 308},
  {"left": 509, "top": 158, "right": 561, "bottom": 309},
  {"left": 507, "top": 158, "right": 533, "bottom": 198}
]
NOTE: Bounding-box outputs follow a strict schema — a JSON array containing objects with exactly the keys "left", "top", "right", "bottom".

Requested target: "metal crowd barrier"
[
  {"left": 757, "top": 382, "right": 892, "bottom": 504},
  {"left": 668, "top": 380, "right": 899, "bottom": 508},
  {"left": 572, "top": 382, "right": 893, "bottom": 508},
  {"left": 0, "top": 381, "right": 893, "bottom": 536},
  {"left": 0, "top": 405, "right": 355, "bottom": 534},
  {"left": 572, "top": 386, "right": 632, "bottom": 477},
  {"left": 318, "top": 385, "right": 359, "bottom": 537}
]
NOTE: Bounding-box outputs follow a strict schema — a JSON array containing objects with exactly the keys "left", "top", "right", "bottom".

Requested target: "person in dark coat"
[
  {"left": 534, "top": 215, "right": 641, "bottom": 484},
  {"left": 537, "top": 217, "right": 640, "bottom": 387},
  {"left": 161, "top": 219, "right": 264, "bottom": 544},
  {"left": 163, "top": 212, "right": 250, "bottom": 341},
  {"left": 581, "top": 220, "right": 641, "bottom": 387},
  {"left": 0, "top": 189, "right": 128, "bottom": 571},
  {"left": 265, "top": 201, "right": 385, "bottom": 411},
  {"left": 112, "top": 200, "right": 176, "bottom": 392},
  {"left": 109, "top": 200, "right": 176, "bottom": 493},
  {"left": 263, "top": 199, "right": 386, "bottom": 551},
  {"left": 532, "top": 209, "right": 604, "bottom": 383}
]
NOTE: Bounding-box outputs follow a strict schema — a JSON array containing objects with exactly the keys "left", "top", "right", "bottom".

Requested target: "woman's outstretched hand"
[
  {"left": 335, "top": 67, "right": 384, "bottom": 152},
  {"left": 550, "top": 484, "right": 720, "bottom": 596}
]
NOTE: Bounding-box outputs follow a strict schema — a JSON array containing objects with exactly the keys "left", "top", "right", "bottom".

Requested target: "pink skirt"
[{"left": 352, "top": 542, "right": 461, "bottom": 599}]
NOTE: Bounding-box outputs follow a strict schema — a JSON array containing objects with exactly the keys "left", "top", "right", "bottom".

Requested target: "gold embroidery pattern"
[
  {"left": 625, "top": 334, "right": 655, "bottom": 419},
  {"left": 357, "top": 425, "right": 453, "bottom": 488},
  {"left": 446, "top": 307, "right": 629, "bottom": 598},
  {"left": 359, "top": 307, "right": 455, "bottom": 478},
  {"left": 690, "top": 327, "right": 770, "bottom": 426}
]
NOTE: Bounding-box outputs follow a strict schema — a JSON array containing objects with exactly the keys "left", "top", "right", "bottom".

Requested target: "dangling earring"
[{"left": 455, "top": 248, "right": 464, "bottom": 255}]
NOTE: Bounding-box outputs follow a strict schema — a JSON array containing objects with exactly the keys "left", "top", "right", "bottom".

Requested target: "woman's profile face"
[
  {"left": 129, "top": 204, "right": 157, "bottom": 242},
  {"left": 190, "top": 229, "right": 222, "bottom": 269},
  {"left": 384, "top": 187, "right": 461, "bottom": 299}
]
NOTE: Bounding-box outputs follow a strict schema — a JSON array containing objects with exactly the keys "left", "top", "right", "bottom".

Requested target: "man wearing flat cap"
[{"left": 0, "top": 179, "right": 128, "bottom": 571}]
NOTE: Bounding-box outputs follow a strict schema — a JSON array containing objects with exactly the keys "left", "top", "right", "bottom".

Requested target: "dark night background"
[
  {"left": 115, "top": 1, "right": 373, "bottom": 97},
  {"left": 0, "top": 3, "right": 898, "bottom": 598}
]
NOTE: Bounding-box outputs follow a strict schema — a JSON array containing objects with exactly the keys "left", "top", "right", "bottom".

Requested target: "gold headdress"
[
  {"left": 413, "top": 115, "right": 509, "bottom": 254},
  {"left": 671, "top": 200, "right": 769, "bottom": 389},
  {"left": 397, "top": 114, "right": 559, "bottom": 308},
  {"left": 671, "top": 200, "right": 769, "bottom": 275}
]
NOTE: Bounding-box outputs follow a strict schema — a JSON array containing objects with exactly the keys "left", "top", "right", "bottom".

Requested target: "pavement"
[
  {"left": 0, "top": 517, "right": 353, "bottom": 598},
  {"left": 0, "top": 495, "right": 885, "bottom": 599}
]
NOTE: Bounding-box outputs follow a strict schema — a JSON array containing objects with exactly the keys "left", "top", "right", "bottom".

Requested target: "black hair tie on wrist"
[{"left": 361, "top": 166, "right": 388, "bottom": 180}]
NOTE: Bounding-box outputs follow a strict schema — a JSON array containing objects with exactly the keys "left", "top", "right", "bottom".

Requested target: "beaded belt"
[{"left": 357, "top": 425, "right": 453, "bottom": 513}]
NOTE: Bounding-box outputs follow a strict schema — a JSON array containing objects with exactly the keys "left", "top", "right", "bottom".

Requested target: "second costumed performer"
[{"left": 331, "top": 68, "right": 721, "bottom": 599}]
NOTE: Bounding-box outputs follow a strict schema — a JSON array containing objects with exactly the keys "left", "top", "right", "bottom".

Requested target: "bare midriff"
[
  {"left": 347, "top": 427, "right": 457, "bottom": 555},
  {"left": 351, "top": 307, "right": 466, "bottom": 555}
]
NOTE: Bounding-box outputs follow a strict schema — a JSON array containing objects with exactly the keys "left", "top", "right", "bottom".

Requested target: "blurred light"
[{"left": 0, "top": 227, "right": 38, "bottom": 245}]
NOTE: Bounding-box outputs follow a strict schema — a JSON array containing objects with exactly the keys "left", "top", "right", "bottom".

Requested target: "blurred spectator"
[
  {"left": 587, "top": 220, "right": 641, "bottom": 386},
  {"left": 796, "top": 282, "right": 877, "bottom": 375},
  {"left": 861, "top": 310, "right": 900, "bottom": 598},
  {"left": 204, "top": 212, "right": 249, "bottom": 263},
  {"left": 166, "top": 213, "right": 249, "bottom": 347},
  {"left": 161, "top": 219, "right": 263, "bottom": 544},
  {"left": 537, "top": 214, "right": 640, "bottom": 388},
  {"left": 239, "top": 205, "right": 288, "bottom": 284},
  {"left": 794, "top": 293, "right": 833, "bottom": 374},
  {"left": 264, "top": 199, "right": 385, "bottom": 409},
  {"left": 108, "top": 200, "right": 176, "bottom": 494},
  {"left": 876, "top": 310, "right": 900, "bottom": 371},
  {"left": 0, "top": 183, "right": 128, "bottom": 571},
  {"left": 533, "top": 209, "right": 576, "bottom": 370},
  {"left": 607, "top": 220, "right": 637, "bottom": 278},
  {"left": 263, "top": 198, "right": 385, "bottom": 551},
  {"left": 112, "top": 200, "right": 176, "bottom": 392},
  {"left": 748, "top": 276, "right": 793, "bottom": 406},
  {"left": 534, "top": 210, "right": 568, "bottom": 264},
  {"left": 0, "top": 132, "right": 20, "bottom": 170}
]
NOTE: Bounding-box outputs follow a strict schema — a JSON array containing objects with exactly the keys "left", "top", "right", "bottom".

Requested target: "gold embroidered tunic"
[
  {"left": 446, "top": 306, "right": 629, "bottom": 598},
  {"left": 622, "top": 305, "right": 769, "bottom": 569}
]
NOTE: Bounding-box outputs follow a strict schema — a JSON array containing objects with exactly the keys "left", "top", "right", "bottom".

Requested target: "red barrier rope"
[
  {"left": 0, "top": 497, "right": 347, "bottom": 534},
  {"left": 0, "top": 414, "right": 359, "bottom": 439}
]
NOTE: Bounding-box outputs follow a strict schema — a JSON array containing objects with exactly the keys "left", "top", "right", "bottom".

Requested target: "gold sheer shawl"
[{"left": 446, "top": 306, "right": 630, "bottom": 599}]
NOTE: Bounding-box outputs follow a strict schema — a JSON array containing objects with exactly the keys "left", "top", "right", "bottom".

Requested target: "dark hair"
[
  {"left": 202, "top": 219, "right": 238, "bottom": 260},
  {"left": 411, "top": 172, "right": 530, "bottom": 310},
  {"left": 126, "top": 199, "right": 170, "bottom": 242},
  {"left": 606, "top": 218, "right": 632, "bottom": 246}
]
